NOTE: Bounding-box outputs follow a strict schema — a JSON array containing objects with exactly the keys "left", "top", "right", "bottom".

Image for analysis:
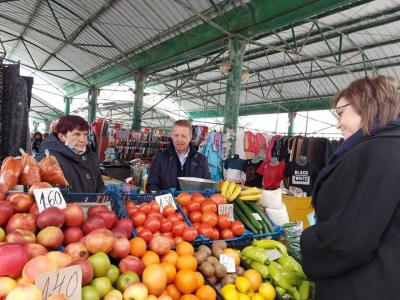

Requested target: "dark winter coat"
[
  {"left": 147, "top": 144, "right": 210, "bottom": 191},
  {"left": 35, "top": 134, "right": 105, "bottom": 193},
  {"left": 300, "top": 126, "right": 400, "bottom": 299}
]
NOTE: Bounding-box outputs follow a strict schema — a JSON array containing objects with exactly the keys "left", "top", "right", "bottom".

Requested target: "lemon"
[
  {"left": 238, "top": 293, "right": 252, "bottom": 300},
  {"left": 258, "top": 282, "right": 276, "bottom": 300},
  {"left": 222, "top": 288, "right": 240, "bottom": 300},
  {"left": 235, "top": 276, "right": 252, "bottom": 294},
  {"left": 251, "top": 293, "right": 265, "bottom": 300},
  {"left": 222, "top": 284, "right": 238, "bottom": 299}
]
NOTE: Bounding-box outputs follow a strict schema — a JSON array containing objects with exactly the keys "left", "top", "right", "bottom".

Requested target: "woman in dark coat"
[
  {"left": 36, "top": 115, "right": 105, "bottom": 193},
  {"left": 300, "top": 75, "right": 400, "bottom": 299}
]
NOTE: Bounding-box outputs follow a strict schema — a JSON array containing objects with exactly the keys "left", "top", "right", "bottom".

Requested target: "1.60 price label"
[
  {"left": 155, "top": 193, "right": 177, "bottom": 212},
  {"left": 33, "top": 187, "right": 67, "bottom": 213}
]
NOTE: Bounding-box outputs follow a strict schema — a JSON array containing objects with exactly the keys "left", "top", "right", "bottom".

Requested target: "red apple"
[
  {"left": 118, "top": 255, "right": 144, "bottom": 275},
  {"left": 6, "top": 193, "right": 34, "bottom": 213},
  {"left": 6, "top": 229, "right": 36, "bottom": 244},
  {"left": 95, "top": 210, "right": 117, "bottom": 229},
  {"left": 29, "top": 203, "right": 39, "bottom": 218},
  {"left": 6, "top": 213, "right": 36, "bottom": 233},
  {"left": 0, "top": 243, "right": 30, "bottom": 278},
  {"left": 110, "top": 237, "right": 130, "bottom": 259},
  {"left": 63, "top": 226, "right": 84, "bottom": 245},
  {"left": 88, "top": 204, "right": 109, "bottom": 218},
  {"left": 24, "top": 243, "right": 48, "bottom": 258},
  {"left": 112, "top": 226, "right": 130, "bottom": 239},
  {"left": 0, "top": 188, "right": 5, "bottom": 201},
  {"left": 0, "top": 201, "right": 14, "bottom": 227},
  {"left": 46, "top": 251, "right": 73, "bottom": 268},
  {"left": 22, "top": 255, "right": 58, "bottom": 283},
  {"left": 85, "top": 228, "right": 115, "bottom": 254},
  {"left": 28, "top": 182, "right": 52, "bottom": 195},
  {"left": 36, "top": 226, "right": 64, "bottom": 249},
  {"left": 36, "top": 206, "right": 65, "bottom": 229},
  {"left": 4, "top": 283, "right": 42, "bottom": 300},
  {"left": 113, "top": 218, "right": 133, "bottom": 238},
  {"left": 48, "top": 294, "right": 69, "bottom": 300},
  {"left": 68, "top": 259, "right": 94, "bottom": 285},
  {"left": 63, "top": 203, "right": 84, "bottom": 227},
  {"left": 82, "top": 215, "right": 106, "bottom": 235},
  {"left": 64, "top": 241, "right": 89, "bottom": 261}
]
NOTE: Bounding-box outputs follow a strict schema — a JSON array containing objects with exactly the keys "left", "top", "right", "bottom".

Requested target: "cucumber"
[
  {"left": 234, "top": 206, "right": 258, "bottom": 233},
  {"left": 247, "top": 202, "right": 274, "bottom": 232},
  {"left": 234, "top": 199, "right": 263, "bottom": 233}
]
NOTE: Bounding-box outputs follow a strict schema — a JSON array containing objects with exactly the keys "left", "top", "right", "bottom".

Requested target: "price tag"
[
  {"left": 218, "top": 204, "right": 234, "bottom": 221},
  {"left": 265, "top": 249, "right": 282, "bottom": 261},
  {"left": 252, "top": 213, "right": 262, "bottom": 221},
  {"left": 33, "top": 187, "right": 66, "bottom": 213},
  {"left": 155, "top": 193, "right": 177, "bottom": 212},
  {"left": 35, "top": 265, "right": 82, "bottom": 300},
  {"left": 78, "top": 201, "right": 112, "bottom": 218},
  {"left": 219, "top": 254, "right": 236, "bottom": 273}
]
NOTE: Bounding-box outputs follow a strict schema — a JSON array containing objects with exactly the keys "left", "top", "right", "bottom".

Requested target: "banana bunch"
[{"left": 220, "top": 180, "right": 262, "bottom": 202}]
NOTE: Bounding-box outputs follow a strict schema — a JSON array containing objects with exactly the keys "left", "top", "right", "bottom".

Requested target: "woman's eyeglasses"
[{"left": 333, "top": 103, "right": 351, "bottom": 120}]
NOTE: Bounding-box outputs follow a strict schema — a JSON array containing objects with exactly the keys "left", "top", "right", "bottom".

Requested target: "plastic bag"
[
  {"left": 19, "top": 149, "right": 41, "bottom": 186},
  {"left": 261, "top": 188, "right": 283, "bottom": 209},
  {"left": 38, "top": 149, "right": 68, "bottom": 186},
  {"left": 265, "top": 204, "right": 289, "bottom": 226},
  {"left": 0, "top": 156, "right": 23, "bottom": 192},
  {"left": 283, "top": 222, "right": 303, "bottom": 263}
]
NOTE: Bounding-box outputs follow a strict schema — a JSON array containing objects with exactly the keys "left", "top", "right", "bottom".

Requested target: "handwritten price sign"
[
  {"left": 155, "top": 193, "right": 177, "bottom": 212},
  {"left": 218, "top": 204, "right": 234, "bottom": 221},
  {"left": 33, "top": 187, "right": 66, "bottom": 213},
  {"left": 219, "top": 254, "right": 236, "bottom": 273},
  {"left": 35, "top": 266, "right": 82, "bottom": 300}
]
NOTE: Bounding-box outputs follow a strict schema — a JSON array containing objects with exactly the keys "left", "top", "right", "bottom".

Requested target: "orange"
[
  {"left": 244, "top": 269, "right": 262, "bottom": 292},
  {"left": 161, "top": 261, "right": 177, "bottom": 283},
  {"left": 176, "top": 255, "right": 197, "bottom": 271},
  {"left": 162, "top": 250, "right": 179, "bottom": 266},
  {"left": 196, "top": 285, "right": 216, "bottom": 300},
  {"left": 175, "top": 269, "right": 197, "bottom": 295},
  {"left": 180, "top": 295, "right": 198, "bottom": 300},
  {"left": 176, "top": 241, "right": 194, "bottom": 256},
  {"left": 142, "top": 264, "right": 167, "bottom": 296},
  {"left": 195, "top": 272, "right": 204, "bottom": 290},
  {"left": 129, "top": 237, "right": 147, "bottom": 257},
  {"left": 141, "top": 251, "right": 160, "bottom": 267},
  {"left": 166, "top": 284, "right": 182, "bottom": 300}
]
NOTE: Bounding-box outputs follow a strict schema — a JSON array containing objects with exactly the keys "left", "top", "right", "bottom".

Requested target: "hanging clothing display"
[
  {"left": 235, "top": 129, "right": 246, "bottom": 159},
  {"left": 244, "top": 157, "right": 263, "bottom": 187},
  {"left": 244, "top": 131, "right": 257, "bottom": 159},
  {"left": 200, "top": 131, "right": 223, "bottom": 181},
  {"left": 257, "top": 160, "right": 286, "bottom": 189},
  {"left": 224, "top": 156, "right": 246, "bottom": 183},
  {"left": 285, "top": 161, "right": 319, "bottom": 196}
]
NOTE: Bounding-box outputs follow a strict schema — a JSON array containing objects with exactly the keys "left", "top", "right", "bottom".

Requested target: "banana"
[
  {"left": 220, "top": 180, "right": 230, "bottom": 197},
  {"left": 239, "top": 187, "right": 261, "bottom": 196},
  {"left": 238, "top": 194, "right": 262, "bottom": 201},
  {"left": 225, "top": 181, "right": 237, "bottom": 200},
  {"left": 229, "top": 184, "right": 242, "bottom": 202}
]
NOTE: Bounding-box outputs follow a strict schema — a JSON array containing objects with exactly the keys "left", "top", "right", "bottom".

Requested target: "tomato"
[
  {"left": 160, "top": 219, "right": 172, "bottom": 233},
  {"left": 176, "top": 213, "right": 183, "bottom": 221},
  {"left": 176, "top": 192, "right": 191, "bottom": 207},
  {"left": 168, "top": 214, "right": 179, "bottom": 223},
  {"left": 163, "top": 204, "right": 176, "bottom": 217},
  {"left": 220, "top": 229, "right": 234, "bottom": 239},
  {"left": 192, "top": 222, "right": 200, "bottom": 231},
  {"left": 182, "top": 227, "right": 198, "bottom": 242},
  {"left": 135, "top": 226, "right": 144, "bottom": 234},
  {"left": 231, "top": 221, "right": 245, "bottom": 236},
  {"left": 200, "top": 212, "right": 218, "bottom": 227},
  {"left": 210, "top": 193, "right": 227, "bottom": 205},
  {"left": 139, "top": 203, "right": 152, "bottom": 214},
  {"left": 174, "top": 236, "right": 183, "bottom": 245},
  {"left": 198, "top": 223, "right": 214, "bottom": 239},
  {"left": 218, "top": 214, "right": 232, "bottom": 230},
  {"left": 126, "top": 202, "right": 138, "bottom": 216},
  {"left": 200, "top": 199, "right": 217, "bottom": 214},
  {"left": 186, "top": 202, "right": 200, "bottom": 213},
  {"left": 192, "top": 193, "right": 205, "bottom": 204},
  {"left": 144, "top": 216, "right": 161, "bottom": 233},
  {"left": 172, "top": 220, "right": 186, "bottom": 236},
  {"left": 132, "top": 212, "right": 146, "bottom": 227},
  {"left": 139, "top": 228, "right": 152, "bottom": 242},
  {"left": 150, "top": 201, "right": 160, "bottom": 212},
  {"left": 147, "top": 211, "right": 162, "bottom": 220},
  {"left": 162, "top": 232, "right": 173, "bottom": 239},
  {"left": 211, "top": 228, "right": 220, "bottom": 240},
  {"left": 189, "top": 211, "right": 202, "bottom": 223}
]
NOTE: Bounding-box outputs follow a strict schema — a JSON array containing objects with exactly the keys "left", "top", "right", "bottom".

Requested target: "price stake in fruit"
[
  {"left": 33, "top": 187, "right": 66, "bottom": 213},
  {"left": 252, "top": 213, "right": 262, "bottom": 221},
  {"left": 218, "top": 204, "right": 234, "bottom": 221},
  {"left": 219, "top": 254, "right": 236, "bottom": 273},
  {"left": 265, "top": 249, "right": 282, "bottom": 261},
  {"left": 35, "top": 265, "right": 82, "bottom": 300},
  {"left": 155, "top": 193, "right": 177, "bottom": 212}
]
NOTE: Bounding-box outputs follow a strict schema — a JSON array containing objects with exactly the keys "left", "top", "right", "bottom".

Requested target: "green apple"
[
  {"left": 106, "top": 264, "right": 120, "bottom": 284},
  {"left": 0, "top": 227, "right": 5, "bottom": 242},
  {"left": 104, "top": 289, "right": 123, "bottom": 300},
  {"left": 82, "top": 285, "right": 100, "bottom": 300},
  {"left": 116, "top": 271, "right": 139, "bottom": 292},
  {"left": 91, "top": 277, "right": 113, "bottom": 298},
  {"left": 88, "top": 252, "right": 110, "bottom": 278}
]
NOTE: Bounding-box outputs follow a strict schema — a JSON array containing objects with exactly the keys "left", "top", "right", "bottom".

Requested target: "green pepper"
[
  {"left": 280, "top": 270, "right": 304, "bottom": 287},
  {"left": 243, "top": 256, "right": 253, "bottom": 265},
  {"left": 278, "top": 256, "right": 306, "bottom": 278},
  {"left": 242, "top": 246, "right": 269, "bottom": 264},
  {"left": 252, "top": 239, "right": 288, "bottom": 255},
  {"left": 275, "top": 287, "right": 286, "bottom": 296},
  {"left": 299, "top": 280, "right": 310, "bottom": 300},
  {"left": 269, "top": 261, "right": 294, "bottom": 292},
  {"left": 250, "top": 261, "right": 269, "bottom": 279}
]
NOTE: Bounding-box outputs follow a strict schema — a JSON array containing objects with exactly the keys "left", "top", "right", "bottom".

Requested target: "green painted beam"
[
  {"left": 188, "top": 97, "right": 332, "bottom": 118},
  {"left": 132, "top": 72, "right": 145, "bottom": 131},
  {"left": 64, "top": 96, "right": 71, "bottom": 115},
  {"left": 65, "top": 0, "right": 369, "bottom": 96}
]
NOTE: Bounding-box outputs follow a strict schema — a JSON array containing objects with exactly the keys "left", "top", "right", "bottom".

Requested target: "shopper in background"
[
  {"left": 300, "top": 75, "right": 400, "bottom": 299},
  {"left": 36, "top": 115, "right": 105, "bottom": 193},
  {"left": 31, "top": 131, "right": 43, "bottom": 155},
  {"left": 147, "top": 119, "right": 210, "bottom": 191}
]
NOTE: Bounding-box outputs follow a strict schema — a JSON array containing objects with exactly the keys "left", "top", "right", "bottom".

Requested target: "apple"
[
  {"left": 4, "top": 283, "right": 42, "bottom": 300},
  {"left": 118, "top": 256, "right": 144, "bottom": 275},
  {"left": 29, "top": 203, "right": 39, "bottom": 218},
  {"left": 68, "top": 260, "right": 94, "bottom": 286},
  {"left": 36, "top": 226, "right": 64, "bottom": 249},
  {"left": 94, "top": 211, "right": 117, "bottom": 229},
  {"left": 0, "top": 201, "right": 14, "bottom": 227},
  {"left": 46, "top": 251, "right": 73, "bottom": 269},
  {"left": 115, "top": 271, "right": 139, "bottom": 292},
  {"left": 85, "top": 228, "right": 115, "bottom": 254},
  {"left": 22, "top": 255, "right": 58, "bottom": 283},
  {"left": 113, "top": 218, "right": 133, "bottom": 238},
  {"left": 106, "top": 264, "right": 120, "bottom": 285},
  {"left": 47, "top": 294, "right": 68, "bottom": 300},
  {"left": 0, "top": 244, "right": 30, "bottom": 278},
  {"left": 0, "top": 276, "right": 17, "bottom": 299},
  {"left": 122, "top": 282, "right": 148, "bottom": 300},
  {"left": 111, "top": 226, "right": 129, "bottom": 239},
  {"left": 88, "top": 252, "right": 111, "bottom": 278},
  {"left": 87, "top": 204, "right": 109, "bottom": 218},
  {"left": 6, "top": 193, "right": 34, "bottom": 213},
  {"left": 91, "top": 277, "right": 113, "bottom": 298},
  {"left": 36, "top": 207, "right": 65, "bottom": 229},
  {"left": 6, "top": 229, "right": 36, "bottom": 244},
  {"left": 63, "top": 203, "right": 84, "bottom": 227},
  {"left": 64, "top": 227, "right": 84, "bottom": 245},
  {"left": 28, "top": 182, "right": 52, "bottom": 195},
  {"left": 0, "top": 228, "right": 5, "bottom": 242},
  {"left": 110, "top": 238, "right": 130, "bottom": 259},
  {"left": 82, "top": 285, "right": 100, "bottom": 300},
  {"left": 64, "top": 241, "right": 89, "bottom": 261},
  {"left": 6, "top": 213, "right": 36, "bottom": 233},
  {"left": 82, "top": 216, "right": 106, "bottom": 235},
  {"left": 104, "top": 289, "right": 123, "bottom": 300},
  {"left": 0, "top": 189, "right": 4, "bottom": 201},
  {"left": 24, "top": 243, "right": 47, "bottom": 258}
]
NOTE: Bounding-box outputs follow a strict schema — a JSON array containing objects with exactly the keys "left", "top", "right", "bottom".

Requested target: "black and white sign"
[
  {"left": 218, "top": 204, "right": 234, "bottom": 221},
  {"left": 155, "top": 193, "right": 177, "bottom": 212},
  {"left": 219, "top": 254, "right": 236, "bottom": 273},
  {"left": 265, "top": 249, "right": 282, "bottom": 261},
  {"left": 33, "top": 187, "right": 66, "bottom": 212}
]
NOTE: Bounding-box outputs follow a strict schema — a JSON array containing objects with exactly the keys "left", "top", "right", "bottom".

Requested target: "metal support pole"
[
  {"left": 64, "top": 96, "right": 71, "bottom": 115},
  {"left": 288, "top": 111, "right": 296, "bottom": 136},
  {"left": 88, "top": 87, "right": 99, "bottom": 125},
  {"left": 33, "top": 121, "right": 39, "bottom": 132},
  {"left": 44, "top": 120, "right": 51, "bottom": 132},
  {"left": 132, "top": 71, "right": 145, "bottom": 131},
  {"left": 223, "top": 38, "right": 246, "bottom": 156}
]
